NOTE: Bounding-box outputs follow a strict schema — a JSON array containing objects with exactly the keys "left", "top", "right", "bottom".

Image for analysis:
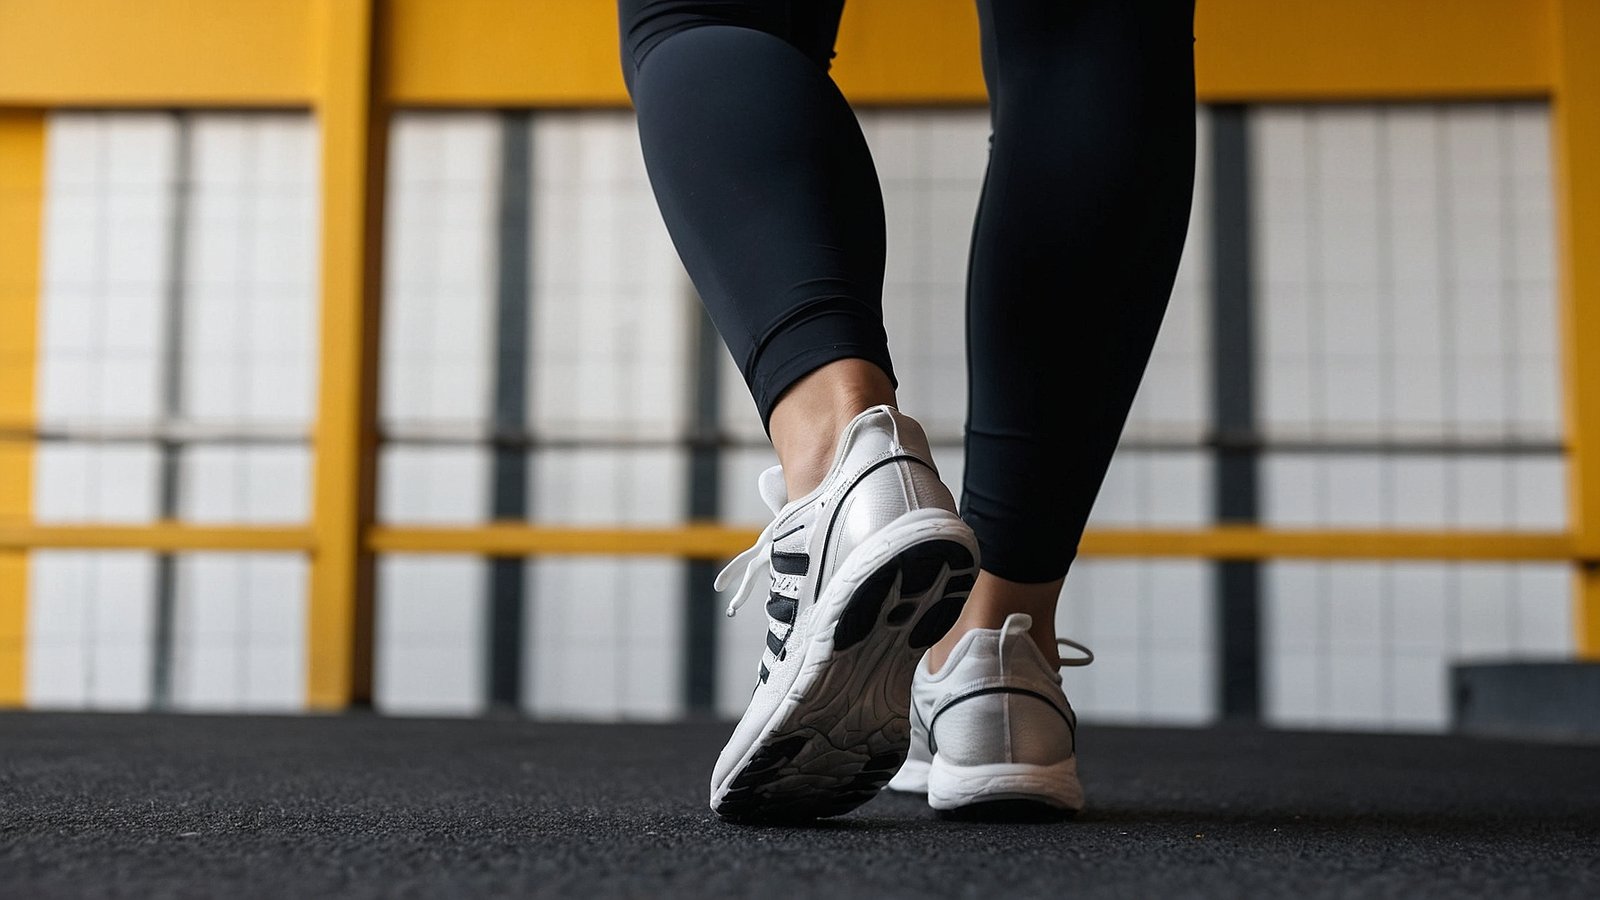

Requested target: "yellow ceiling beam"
[
  {"left": 383, "top": 0, "right": 626, "bottom": 107},
  {"left": 0, "top": 0, "right": 1560, "bottom": 108},
  {"left": 0, "top": 0, "right": 315, "bottom": 107},
  {"left": 1194, "top": 0, "right": 1553, "bottom": 102}
]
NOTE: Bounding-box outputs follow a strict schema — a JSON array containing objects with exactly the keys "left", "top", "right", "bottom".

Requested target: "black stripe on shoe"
[
  {"left": 766, "top": 593, "right": 798, "bottom": 625},
  {"left": 771, "top": 550, "right": 809, "bottom": 575}
]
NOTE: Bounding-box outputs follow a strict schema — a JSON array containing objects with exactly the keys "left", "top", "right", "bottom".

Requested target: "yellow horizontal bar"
[
  {"left": 370, "top": 524, "right": 1582, "bottom": 563},
  {"left": 0, "top": 0, "right": 1558, "bottom": 109},
  {"left": 0, "top": 523, "right": 315, "bottom": 553},
  {"left": 1194, "top": 0, "right": 1554, "bottom": 102},
  {"left": 1078, "top": 528, "right": 1577, "bottom": 562},
  {"left": 369, "top": 524, "right": 762, "bottom": 559},
  {"left": 0, "top": 522, "right": 1579, "bottom": 562},
  {"left": 384, "top": 0, "right": 626, "bottom": 107},
  {"left": 0, "top": 0, "right": 316, "bottom": 107}
]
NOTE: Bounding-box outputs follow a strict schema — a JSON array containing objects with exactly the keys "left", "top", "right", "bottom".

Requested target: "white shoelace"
[
  {"left": 717, "top": 466, "right": 792, "bottom": 619},
  {"left": 715, "top": 519, "right": 776, "bottom": 618}
]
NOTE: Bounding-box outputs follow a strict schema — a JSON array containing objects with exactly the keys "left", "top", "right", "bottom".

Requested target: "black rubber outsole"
[{"left": 936, "top": 799, "right": 1079, "bottom": 824}]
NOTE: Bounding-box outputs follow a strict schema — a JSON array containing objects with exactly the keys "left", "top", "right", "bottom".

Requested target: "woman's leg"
[
  {"left": 619, "top": 0, "right": 895, "bottom": 499},
  {"left": 626, "top": 6, "right": 990, "bottom": 822},
  {"left": 931, "top": 0, "right": 1197, "bottom": 669}
]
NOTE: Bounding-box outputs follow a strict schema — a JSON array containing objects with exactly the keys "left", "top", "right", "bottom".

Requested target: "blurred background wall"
[{"left": 2, "top": 0, "right": 1596, "bottom": 732}]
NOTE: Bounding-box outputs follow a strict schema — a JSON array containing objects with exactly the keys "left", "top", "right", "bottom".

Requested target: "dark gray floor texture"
[{"left": 2, "top": 712, "right": 1597, "bottom": 899}]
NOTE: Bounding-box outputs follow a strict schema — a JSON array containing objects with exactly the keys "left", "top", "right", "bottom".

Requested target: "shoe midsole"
[{"left": 927, "top": 757, "right": 1084, "bottom": 811}]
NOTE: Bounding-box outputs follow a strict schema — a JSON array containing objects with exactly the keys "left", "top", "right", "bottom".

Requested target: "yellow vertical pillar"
[
  {"left": 0, "top": 112, "right": 45, "bottom": 705},
  {"left": 1552, "top": 0, "right": 1600, "bottom": 657},
  {"left": 308, "top": 0, "right": 386, "bottom": 708}
]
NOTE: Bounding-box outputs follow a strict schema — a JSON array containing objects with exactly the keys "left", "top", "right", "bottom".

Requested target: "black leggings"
[{"left": 619, "top": 0, "right": 1196, "bottom": 583}]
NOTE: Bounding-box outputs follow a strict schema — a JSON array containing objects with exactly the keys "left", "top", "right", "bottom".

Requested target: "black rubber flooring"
[{"left": 3, "top": 712, "right": 1598, "bottom": 898}]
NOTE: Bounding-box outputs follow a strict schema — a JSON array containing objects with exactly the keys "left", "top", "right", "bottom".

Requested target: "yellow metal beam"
[
  {"left": 1079, "top": 528, "right": 1575, "bottom": 563},
  {"left": 1193, "top": 0, "right": 1554, "bottom": 102},
  {"left": 0, "top": 0, "right": 1560, "bottom": 108},
  {"left": 0, "top": 111, "right": 44, "bottom": 706},
  {"left": 0, "top": 520, "right": 1572, "bottom": 564},
  {"left": 383, "top": 0, "right": 625, "bottom": 107},
  {"left": 1552, "top": 0, "right": 1600, "bottom": 658},
  {"left": 0, "top": 523, "right": 315, "bottom": 553},
  {"left": 369, "top": 524, "right": 1579, "bottom": 564},
  {"left": 0, "top": 0, "right": 315, "bottom": 107},
  {"left": 307, "top": 0, "right": 385, "bottom": 710},
  {"left": 370, "top": 523, "right": 764, "bottom": 559}
]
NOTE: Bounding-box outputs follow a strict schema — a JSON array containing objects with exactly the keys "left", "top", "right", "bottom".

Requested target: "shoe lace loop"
[
  {"left": 1057, "top": 637, "right": 1094, "bottom": 668},
  {"left": 715, "top": 519, "right": 776, "bottom": 618}
]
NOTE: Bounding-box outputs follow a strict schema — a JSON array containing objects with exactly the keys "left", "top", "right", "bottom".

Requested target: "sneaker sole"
[
  {"left": 926, "top": 757, "right": 1084, "bottom": 816},
  {"left": 710, "top": 512, "right": 978, "bottom": 823}
]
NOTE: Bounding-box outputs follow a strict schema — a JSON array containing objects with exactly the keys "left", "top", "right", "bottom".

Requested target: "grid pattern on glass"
[
  {"left": 373, "top": 446, "right": 488, "bottom": 715},
  {"left": 1060, "top": 447, "right": 1216, "bottom": 725},
  {"left": 375, "top": 111, "right": 695, "bottom": 718},
  {"left": 375, "top": 112, "right": 499, "bottom": 714},
  {"left": 27, "top": 112, "right": 317, "bottom": 711},
  {"left": 376, "top": 555, "right": 488, "bottom": 715},
  {"left": 381, "top": 112, "right": 498, "bottom": 436},
  {"left": 1252, "top": 102, "right": 1570, "bottom": 730},
  {"left": 27, "top": 551, "right": 157, "bottom": 709},
  {"left": 530, "top": 111, "right": 692, "bottom": 443},
  {"left": 1253, "top": 103, "right": 1559, "bottom": 446},
  {"left": 522, "top": 115, "right": 690, "bottom": 719},
  {"left": 526, "top": 446, "right": 687, "bottom": 720},
  {"left": 1263, "top": 453, "right": 1565, "bottom": 530},
  {"left": 182, "top": 115, "right": 319, "bottom": 432},
  {"left": 1265, "top": 561, "right": 1571, "bottom": 729},
  {"left": 168, "top": 553, "right": 306, "bottom": 711},
  {"left": 37, "top": 114, "right": 172, "bottom": 433}
]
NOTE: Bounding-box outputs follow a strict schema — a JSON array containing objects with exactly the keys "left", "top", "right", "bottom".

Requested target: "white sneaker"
[
  {"left": 887, "top": 613, "right": 1093, "bottom": 816},
  {"left": 709, "top": 405, "right": 980, "bottom": 822}
]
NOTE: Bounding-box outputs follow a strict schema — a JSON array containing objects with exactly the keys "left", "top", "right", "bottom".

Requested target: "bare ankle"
[
  {"left": 768, "top": 359, "right": 896, "bottom": 498},
  {"left": 925, "top": 570, "right": 1064, "bottom": 672}
]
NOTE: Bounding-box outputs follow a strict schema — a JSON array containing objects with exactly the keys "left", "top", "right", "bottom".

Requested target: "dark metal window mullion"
[
  {"left": 487, "top": 112, "right": 533, "bottom": 711},
  {"left": 682, "top": 300, "right": 723, "bottom": 715},
  {"left": 1209, "top": 105, "right": 1263, "bottom": 722},
  {"left": 150, "top": 112, "right": 194, "bottom": 709}
]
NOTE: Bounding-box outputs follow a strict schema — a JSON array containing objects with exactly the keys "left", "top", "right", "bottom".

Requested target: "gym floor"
[{"left": 3, "top": 713, "right": 1597, "bottom": 898}]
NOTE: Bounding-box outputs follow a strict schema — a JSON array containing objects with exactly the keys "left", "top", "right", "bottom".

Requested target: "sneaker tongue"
[{"left": 757, "top": 466, "right": 788, "bottom": 514}]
